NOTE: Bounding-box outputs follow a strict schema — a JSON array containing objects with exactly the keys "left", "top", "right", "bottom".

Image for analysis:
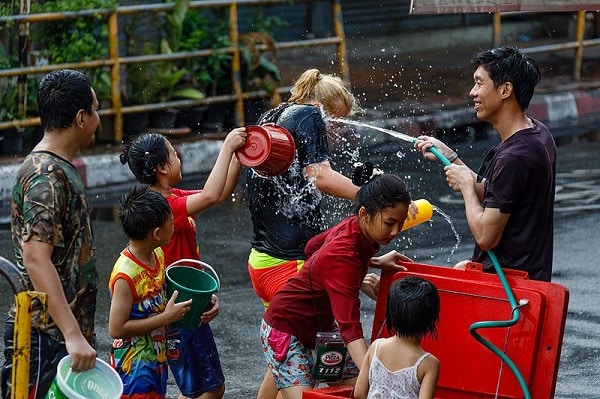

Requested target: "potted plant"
[
  {"left": 239, "top": 31, "right": 282, "bottom": 123},
  {"left": 123, "top": 0, "right": 205, "bottom": 131},
  {"left": 29, "top": 0, "right": 119, "bottom": 141},
  {"left": 179, "top": 8, "right": 233, "bottom": 132},
  {"left": 179, "top": 8, "right": 286, "bottom": 128},
  {"left": 31, "top": 0, "right": 116, "bottom": 102},
  {"left": 180, "top": 8, "right": 232, "bottom": 98},
  {"left": 239, "top": 9, "right": 287, "bottom": 123},
  {"left": 0, "top": 44, "right": 18, "bottom": 122},
  {"left": 0, "top": 44, "right": 40, "bottom": 155},
  {"left": 0, "top": 76, "right": 21, "bottom": 155}
]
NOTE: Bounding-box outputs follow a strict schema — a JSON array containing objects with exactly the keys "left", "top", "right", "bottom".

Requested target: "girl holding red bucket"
[
  {"left": 354, "top": 276, "right": 441, "bottom": 399},
  {"left": 260, "top": 163, "right": 413, "bottom": 399},
  {"left": 120, "top": 127, "right": 246, "bottom": 399}
]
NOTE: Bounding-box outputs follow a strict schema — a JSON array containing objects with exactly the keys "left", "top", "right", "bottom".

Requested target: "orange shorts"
[{"left": 248, "top": 250, "right": 304, "bottom": 307}]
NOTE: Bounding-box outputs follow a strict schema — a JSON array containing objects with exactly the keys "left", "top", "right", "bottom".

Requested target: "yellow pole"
[
  {"left": 332, "top": 0, "right": 350, "bottom": 86},
  {"left": 11, "top": 291, "right": 47, "bottom": 399},
  {"left": 108, "top": 10, "right": 123, "bottom": 142},
  {"left": 229, "top": 3, "right": 244, "bottom": 127},
  {"left": 574, "top": 11, "right": 585, "bottom": 81},
  {"left": 493, "top": 12, "right": 502, "bottom": 47}
]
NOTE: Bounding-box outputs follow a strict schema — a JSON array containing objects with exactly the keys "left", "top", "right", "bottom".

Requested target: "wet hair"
[
  {"left": 119, "top": 185, "right": 171, "bottom": 241},
  {"left": 386, "top": 276, "right": 440, "bottom": 341},
  {"left": 37, "top": 69, "right": 94, "bottom": 131},
  {"left": 351, "top": 162, "right": 411, "bottom": 216},
  {"left": 472, "top": 47, "right": 541, "bottom": 110},
  {"left": 119, "top": 132, "right": 169, "bottom": 185},
  {"left": 288, "top": 68, "right": 362, "bottom": 116}
]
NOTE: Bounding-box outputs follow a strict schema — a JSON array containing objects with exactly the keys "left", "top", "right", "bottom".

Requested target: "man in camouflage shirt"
[{"left": 1, "top": 69, "right": 100, "bottom": 398}]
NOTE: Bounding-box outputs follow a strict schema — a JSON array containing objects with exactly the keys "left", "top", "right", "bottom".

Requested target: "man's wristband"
[{"left": 447, "top": 152, "right": 459, "bottom": 163}]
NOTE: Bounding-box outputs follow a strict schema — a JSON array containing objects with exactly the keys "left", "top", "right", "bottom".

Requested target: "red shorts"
[{"left": 248, "top": 257, "right": 303, "bottom": 307}]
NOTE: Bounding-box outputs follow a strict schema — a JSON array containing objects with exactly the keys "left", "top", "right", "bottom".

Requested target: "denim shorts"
[
  {"left": 260, "top": 320, "right": 358, "bottom": 390},
  {"left": 167, "top": 323, "right": 225, "bottom": 397}
]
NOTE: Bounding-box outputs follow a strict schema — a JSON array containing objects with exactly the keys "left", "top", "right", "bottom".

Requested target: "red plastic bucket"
[{"left": 236, "top": 124, "right": 296, "bottom": 176}]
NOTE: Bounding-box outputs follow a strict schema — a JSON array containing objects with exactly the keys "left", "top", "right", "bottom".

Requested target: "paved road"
[{"left": 0, "top": 133, "right": 598, "bottom": 398}]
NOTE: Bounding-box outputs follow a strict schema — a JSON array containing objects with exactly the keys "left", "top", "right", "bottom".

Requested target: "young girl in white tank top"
[{"left": 354, "top": 276, "right": 441, "bottom": 399}]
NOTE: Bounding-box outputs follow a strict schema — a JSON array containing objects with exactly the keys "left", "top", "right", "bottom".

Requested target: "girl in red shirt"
[{"left": 260, "top": 162, "right": 413, "bottom": 398}]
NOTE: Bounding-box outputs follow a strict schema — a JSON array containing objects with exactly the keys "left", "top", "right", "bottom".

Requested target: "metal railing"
[
  {"left": 493, "top": 10, "right": 600, "bottom": 80},
  {"left": 0, "top": 0, "right": 350, "bottom": 142}
]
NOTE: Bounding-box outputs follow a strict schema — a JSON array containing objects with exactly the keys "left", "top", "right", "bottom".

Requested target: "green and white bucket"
[{"left": 46, "top": 356, "right": 122, "bottom": 399}]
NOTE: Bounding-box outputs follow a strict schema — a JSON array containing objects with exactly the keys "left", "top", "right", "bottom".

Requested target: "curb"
[
  {"left": 1, "top": 88, "right": 599, "bottom": 203},
  {"left": 0, "top": 140, "right": 223, "bottom": 203},
  {"left": 372, "top": 88, "right": 600, "bottom": 138}
]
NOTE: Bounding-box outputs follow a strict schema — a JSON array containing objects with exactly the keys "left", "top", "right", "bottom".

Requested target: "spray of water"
[
  {"left": 330, "top": 117, "right": 462, "bottom": 263},
  {"left": 432, "top": 205, "right": 461, "bottom": 263},
  {"left": 329, "top": 118, "right": 417, "bottom": 143}
]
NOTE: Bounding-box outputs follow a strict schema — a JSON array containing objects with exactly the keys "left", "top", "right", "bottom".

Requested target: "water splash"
[
  {"left": 330, "top": 117, "right": 462, "bottom": 262},
  {"left": 329, "top": 118, "right": 416, "bottom": 144},
  {"left": 432, "top": 205, "right": 461, "bottom": 263},
  {"left": 249, "top": 166, "right": 323, "bottom": 222}
]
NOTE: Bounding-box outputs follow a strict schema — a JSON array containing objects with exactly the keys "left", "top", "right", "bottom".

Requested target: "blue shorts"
[
  {"left": 259, "top": 320, "right": 358, "bottom": 390},
  {"left": 2, "top": 320, "right": 68, "bottom": 399},
  {"left": 167, "top": 323, "right": 224, "bottom": 397}
]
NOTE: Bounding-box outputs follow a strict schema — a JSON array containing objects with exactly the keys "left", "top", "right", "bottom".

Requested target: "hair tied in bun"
[{"left": 352, "top": 161, "right": 384, "bottom": 186}]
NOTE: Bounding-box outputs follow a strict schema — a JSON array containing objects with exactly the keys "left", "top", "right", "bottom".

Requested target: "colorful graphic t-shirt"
[
  {"left": 109, "top": 247, "right": 168, "bottom": 399},
  {"left": 10, "top": 150, "right": 97, "bottom": 343}
]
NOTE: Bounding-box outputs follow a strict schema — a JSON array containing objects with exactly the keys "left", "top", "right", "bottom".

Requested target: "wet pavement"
[
  {"left": 1, "top": 131, "right": 599, "bottom": 398},
  {"left": 0, "top": 38, "right": 599, "bottom": 398}
]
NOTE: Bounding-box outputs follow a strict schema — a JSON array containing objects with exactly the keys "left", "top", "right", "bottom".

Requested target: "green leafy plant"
[
  {"left": 180, "top": 8, "right": 232, "bottom": 97},
  {"left": 240, "top": 9, "right": 287, "bottom": 104},
  {"left": 0, "top": 45, "right": 37, "bottom": 122},
  {"left": 123, "top": 0, "right": 204, "bottom": 105},
  {"left": 0, "top": 0, "right": 18, "bottom": 25},
  {"left": 240, "top": 31, "right": 282, "bottom": 103},
  {"left": 0, "top": 78, "right": 18, "bottom": 122},
  {"left": 31, "top": 0, "right": 117, "bottom": 102}
]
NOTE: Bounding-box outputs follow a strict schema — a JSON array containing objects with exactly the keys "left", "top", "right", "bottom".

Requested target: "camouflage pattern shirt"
[{"left": 10, "top": 150, "right": 98, "bottom": 344}]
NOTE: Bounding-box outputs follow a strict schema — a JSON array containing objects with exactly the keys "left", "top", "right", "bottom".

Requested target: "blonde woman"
[{"left": 246, "top": 69, "right": 365, "bottom": 399}]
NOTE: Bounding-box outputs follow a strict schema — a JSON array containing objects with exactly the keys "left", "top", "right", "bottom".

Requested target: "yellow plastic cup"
[{"left": 402, "top": 198, "right": 433, "bottom": 231}]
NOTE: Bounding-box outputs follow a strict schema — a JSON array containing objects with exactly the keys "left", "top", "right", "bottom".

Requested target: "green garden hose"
[{"left": 469, "top": 250, "right": 531, "bottom": 399}]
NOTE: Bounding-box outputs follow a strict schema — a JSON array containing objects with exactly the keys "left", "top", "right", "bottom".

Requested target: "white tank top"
[{"left": 367, "top": 340, "right": 430, "bottom": 399}]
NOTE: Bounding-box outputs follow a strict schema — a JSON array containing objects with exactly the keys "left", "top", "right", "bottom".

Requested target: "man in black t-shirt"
[{"left": 415, "top": 47, "right": 556, "bottom": 282}]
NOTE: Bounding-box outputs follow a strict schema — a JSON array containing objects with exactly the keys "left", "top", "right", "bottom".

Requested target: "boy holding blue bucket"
[{"left": 108, "top": 185, "right": 192, "bottom": 398}]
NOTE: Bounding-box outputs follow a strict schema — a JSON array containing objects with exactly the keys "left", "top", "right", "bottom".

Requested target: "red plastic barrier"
[
  {"left": 303, "top": 262, "right": 569, "bottom": 399},
  {"left": 372, "top": 262, "right": 569, "bottom": 399},
  {"left": 302, "top": 385, "right": 353, "bottom": 398}
]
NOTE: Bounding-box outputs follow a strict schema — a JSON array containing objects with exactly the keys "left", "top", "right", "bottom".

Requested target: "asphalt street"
[
  {"left": 0, "top": 128, "right": 598, "bottom": 398},
  {"left": 195, "top": 137, "right": 600, "bottom": 398}
]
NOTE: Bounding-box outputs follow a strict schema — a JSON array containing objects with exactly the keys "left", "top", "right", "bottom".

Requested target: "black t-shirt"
[
  {"left": 246, "top": 103, "right": 331, "bottom": 260},
  {"left": 473, "top": 118, "right": 557, "bottom": 281}
]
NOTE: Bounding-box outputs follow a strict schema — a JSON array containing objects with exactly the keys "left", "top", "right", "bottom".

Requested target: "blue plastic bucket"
[
  {"left": 166, "top": 259, "right": 220, "bottom": 329},
  {"left": 45, "top": 356, "right": 122, "bottom": 399}
]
